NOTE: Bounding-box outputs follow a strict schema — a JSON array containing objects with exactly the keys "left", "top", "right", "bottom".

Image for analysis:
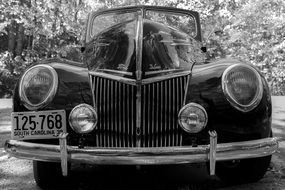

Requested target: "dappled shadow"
[
  {"left": 0, "top": 173, "right": 39, "bottom": 190},
  {"left": 0, "top": 159, "right": 37, "bottom": 190}
]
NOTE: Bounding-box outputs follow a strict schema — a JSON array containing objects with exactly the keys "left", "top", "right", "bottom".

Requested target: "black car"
[{"left": 5, "top": 5, "right": 278, "bottom": 188}]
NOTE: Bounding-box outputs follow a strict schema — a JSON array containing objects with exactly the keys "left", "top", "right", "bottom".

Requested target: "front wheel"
[
  {"left": 33, "top": 161, "right": 67, "bottom": 188},
  {"left": 216, "top": 155, "right": 271, "bottom": 184}
]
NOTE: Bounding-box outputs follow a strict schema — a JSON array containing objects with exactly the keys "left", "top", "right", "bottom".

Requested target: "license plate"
[{"left": 11, "top": 110, "right": 66, "bottom": 140}]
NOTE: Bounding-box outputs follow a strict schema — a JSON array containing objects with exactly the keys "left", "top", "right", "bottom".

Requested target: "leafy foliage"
[
  {"left": 0, "top": 0, "right": 285, "bottom": 97},
  {"left": 0, "top": 50, "right": 37, "bottom": 97}
]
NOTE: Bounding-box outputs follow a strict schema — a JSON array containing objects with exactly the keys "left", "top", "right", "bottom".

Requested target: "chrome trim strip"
[
  {"left": 110, "top": 80, "right": 114, "bottom": 147},
  {"left": 89, "top": 71, "right": 137, "bottom": 86},
  {"left": 95, "top": 77, "right": 100, "bottom": 146},
  {"left": 155, "top": 82, "right": 159, "bottom": 147},
  {"left": 118, "top": 82, "right": 122, "bottom": 147},
  {"left": 89, "top": 71, "right": 191, "bottom": 86},
  {"left": 5, "top": 137, "right": 278, "bottom": 165},
  {"left": 142, "top": 85, "right": 146, "bottom": 147},
  {"left": 19, "top": 64, "right": 58, "bottom": 111},
  {"left": 145, "top": 69, "right": 185, "bottom": 75},
  {"left": 102, "top": 78, "right": 107, "bottom": 147},
  {"left": 136, "top": 84, "right": 142, "bottom": 148},
  {"left": 89, "top": 75, "right": 96, "bottom": 108},
  {"left": 180, "top": 76, "right": 187, "bottom": 145},
  {"left": 159, "top": 82, "right": 163, "bottom": 147},
  {"left": 130, "top": 86, "right": 135, "bottom": 147},
  {"left": 147, "top": 84, "right": 151, "bottom": 147},
  {"left": 151, "top": 83, "right": 155, "bottom": 147},
  {"left": 183, "top": 73, "right": 191, "bottom": 106},
  {"left": 172, "top": 78, "right": 175, "bottom": 146},
  {"left": 165, "top": 80, "right": 170, "bottom": 146},
  {"left": 175, "top": 77, "right": 180, "bottom": 146},
  {"left": 142, "top": 71, "right": 191, "bottom": 85},
  {"left": 96, "top": 69, "right": 133, "bottom": 76},
  {"left": 221, "top": 64, "right": 263, "bottom": 112},
  {"left": 126, "top": 85, "right": 130, "bottom": 147},
  {"left": 114, "top": 81, "right": 118, "bottom": 147},
  {"left": 106, "top": 79, "right": 110, "bottom": 147},
  {"left": 135, "top": 10, "right": 143, "bottom": 148},
  {"left": 99, "top": 77, "right": 103, "bottom": 147},
  {"left": 122, "top": 83, "right": 126, "bottom": 147}
]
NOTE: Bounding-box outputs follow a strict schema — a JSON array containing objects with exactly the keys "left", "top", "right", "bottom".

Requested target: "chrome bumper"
[{"left": 4, "top": 131, "right": 278, "bottom": 177}]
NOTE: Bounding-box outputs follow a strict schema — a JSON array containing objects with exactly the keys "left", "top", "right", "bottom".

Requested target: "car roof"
[{"left": 92, "top": 5, "right": 200, "bottom": 15}]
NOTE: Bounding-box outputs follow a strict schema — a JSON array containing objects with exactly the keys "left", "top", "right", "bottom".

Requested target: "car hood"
[{"left": 84, "top": 19, "right": 205, "bottom": 80}]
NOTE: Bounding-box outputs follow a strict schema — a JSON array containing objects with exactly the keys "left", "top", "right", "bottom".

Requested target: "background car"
[{"left": 5, "top": 5, "right": 278, "bottom": 188}]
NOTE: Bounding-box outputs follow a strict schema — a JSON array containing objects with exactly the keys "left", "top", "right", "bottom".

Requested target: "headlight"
[
  {"left": 178, "top": 103, "right": 208, "bottom": 133},
  {"left": 222, "top": 64, "right": 263, "bottom": 112},
  {"left": 69, "top": 104, "right": 98, "bottom": 134},
  {"left": 19, "top": 64, "right": 58, "bottom": 110}
]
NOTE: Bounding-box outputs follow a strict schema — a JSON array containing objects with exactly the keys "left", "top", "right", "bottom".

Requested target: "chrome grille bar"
[
  {"left": 167, "top": 79, "right": 171, "bottom": 146},
  {"left": 114, "top": 81, "right": 118, "bottom": 147},
  {"left": 110, "top": 80, "right": 114, "bottom": 147},
  {"left": 102, "top": 78, "right": 107, "bottom": 147},
  {"left": 174, "top": 78, "right": 179, "bottom": 144},
  {"left": 91, "top": 74, "right": 188, "bottom": 147},
  {"left": 118, "top": 82, "right": 122, "bottom": 147},
  {"left": 130, "top": 86, "right": 135, "bottom": 147}
]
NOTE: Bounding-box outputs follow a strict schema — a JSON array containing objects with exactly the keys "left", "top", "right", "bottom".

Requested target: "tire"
[
  {"left": 216, "top": 155, "right": 271, "bottom": 184},
  {"left": 33, "top": 161, "right": 67, "bottom": 188}
]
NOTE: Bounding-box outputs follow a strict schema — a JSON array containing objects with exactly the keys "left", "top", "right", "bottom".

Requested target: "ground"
[{"left": 0, "top": 97, "right": 284, "bottom": 190}]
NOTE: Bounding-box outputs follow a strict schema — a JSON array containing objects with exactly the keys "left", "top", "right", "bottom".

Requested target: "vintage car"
[{"left": 5, "top": 5, "right": 278, "bottom": 188}]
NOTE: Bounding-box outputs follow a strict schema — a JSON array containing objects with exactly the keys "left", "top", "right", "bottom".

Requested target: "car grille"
[{"left": 91, "top": 75, "right": 188, "bottom": 147}]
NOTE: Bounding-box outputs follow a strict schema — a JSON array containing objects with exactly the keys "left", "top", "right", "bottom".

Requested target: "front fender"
[
  {"left": 13, "top": 58, "right": 92, "bottom": 112},
  {"left": 186, "top": 59, "right": 272, "bottom": 144},
  {"left": 13, "top": 58, "right": 92, "bottom": 145}
]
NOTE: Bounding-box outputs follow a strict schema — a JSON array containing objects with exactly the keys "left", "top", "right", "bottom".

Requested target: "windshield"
[
  {"left": 86, "top": 7, "right": 203, "bottom": 78},
  {"left": 144, "top": 10, "right": 197, "bottom": 38},
  {"left": 91, "top": 11, "right": 138, "bottom": 37},
  {"left": 90, "top": 9, "right": 197, "bottom": 39}
]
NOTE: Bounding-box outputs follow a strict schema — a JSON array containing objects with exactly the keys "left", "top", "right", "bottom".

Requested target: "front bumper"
[{"left": 5, "top": 131, "right": 278, "bottom": 176}]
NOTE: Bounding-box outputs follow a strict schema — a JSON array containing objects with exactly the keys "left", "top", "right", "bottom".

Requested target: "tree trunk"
[
  {"left": 8, "top": 20, "right": 17, "bottom": 57},
  {"left": 16, "top": 24, "right": 25, "bottom": 56}
]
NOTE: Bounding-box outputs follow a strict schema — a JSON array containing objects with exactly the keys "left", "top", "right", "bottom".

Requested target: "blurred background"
[{"left": 0, "top": 0, "right": 285, "bottom": 98}]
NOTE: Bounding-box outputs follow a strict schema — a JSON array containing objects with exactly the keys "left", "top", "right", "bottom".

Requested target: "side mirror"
[
  {"left": 201, "top": 46, "right": 207, "bottom": 53},
  {"left": 80, "top": 47, "right": 86, "bottom": 53}
]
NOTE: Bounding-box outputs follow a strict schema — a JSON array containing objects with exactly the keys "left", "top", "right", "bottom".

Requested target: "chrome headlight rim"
[
  {"left": 222, "top": 63, "right": 263, "bottom": 112},
  {"left": 178, "top": 102, "right": 208, "bottom": 133},
  {"left": 68, "top": 103, "right": 98, "bottom": 134},
  {"left": 19, "top": 64, "right": 58, "bottom": 111}
]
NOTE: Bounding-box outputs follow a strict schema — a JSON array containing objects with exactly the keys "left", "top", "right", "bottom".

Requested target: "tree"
[{"left": 1, "top": 0, "right": 285, "bottom": 97}]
